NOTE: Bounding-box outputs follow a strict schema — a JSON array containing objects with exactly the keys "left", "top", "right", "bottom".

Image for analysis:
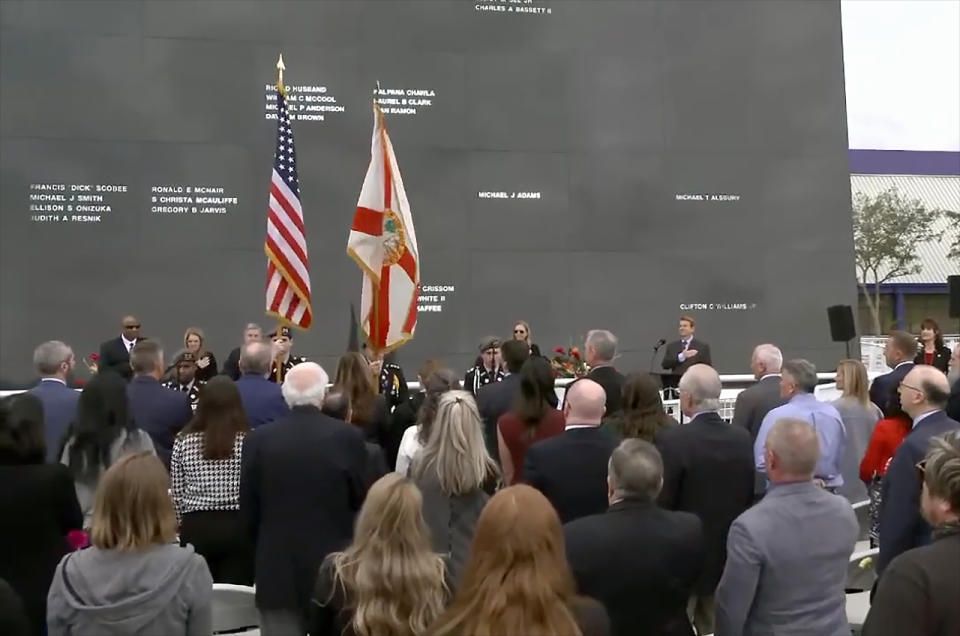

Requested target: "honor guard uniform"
[
  {"left": 378, "top": 359, "right": 408, "bottom": 410},
  {"left": 268, "top": 325, "right": 306, "bottom": 384},
  {"left": 464, "top": 336, "right": 505, "bottom": 396},
  {"left": 163, "top": 350, "right": 206, "bottom": 411}
]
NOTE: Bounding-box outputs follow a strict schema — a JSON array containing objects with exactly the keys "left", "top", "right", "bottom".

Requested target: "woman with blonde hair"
[
  {"left": 512, "top": 320, "right": 542, "bottom": 357},
  {"left": 310, "top": 473, "right": 447, "bottom": 636},
  {"left": 832, "top": 359, "right": 882, "bottom": 501},
  {"left": 428, "top": 485, "right": 609, "bottom": 636},
  {"left": 183, "top": 326, "right": 218, "bottom": 382},
  {"left": 47, "top": 452, "right": 213, "bottom": 635},
  {"left": 411, "top": 391, "right": 499, "bottom": 589}
]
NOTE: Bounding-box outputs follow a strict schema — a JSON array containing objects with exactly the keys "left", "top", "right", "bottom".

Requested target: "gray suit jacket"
[
  {"left": 714, "top": 481, "right": 858, "bottom": 636},
  {"left": 731, "top": 375, "right": 786, "bottom": 442}
]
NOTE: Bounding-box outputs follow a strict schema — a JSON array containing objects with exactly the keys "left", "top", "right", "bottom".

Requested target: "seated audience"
[
  {"left": 582, "top": 330, "right": 625, "bottom": 416},
  {"left": 395, "top": 366, "right": 459, "bottom": 475},
  {"left": 565, "top": 439, "right": 704, "bottom": 636},
  {"left": 476, "top": 339, "right": 529, "bottom": 463},
  {"left": 869, "top": 331, "right": 917, "bottom": 416},
  {"left": 755, "top": 359, "right": 845, "bottom": 492},
  {"left": 522, "top": 379, "right": 619, "bottom": 523},
  {"left": 656, "top": 364, "right": 754, "bottom": 636},
  {"left": 182, "top": 326, "right": 218, "bottom": 382},
  {"left": 412, "top": 391, "right": 499, "bottom": 589},
  {"left": 60, "top": 371, "right": 156, "bottom": 527},
  {"left": 913, "top": 318, "right": 952, "bottom": 373},
  {"left": 863, "top": 430, "right": 960, "bottom": 636},
  {"left": 498, "top": 357, "right": 565, "bottom": 485},
  {"left": 428, "top": 485, "right": 610, "bottom": 636},
  {"left": 170, "top": 376, "right": 253, "bottom": 584},
  {"left": 309, "top": 473, "right": 447, "bottom": 636},
  {"left": 878, "top": 365, "right": 959, "bottom": 573},
  {"left": 715, "top": 418, "right": 858, "bottom": 636},
  {"left": 322, "top": 390, "right": 388, "bottom": 487},
  {"left": 860, "top": 385, "right": 912, "bottom": 546},
  {"left": 240, "top": 362, "right": 367, "bottom": 636},
  {"left": 126, "top": 340, "right": 192, "bottom": 468},
  {"left": 601, "top": 372, "right": 675, "bottom": 443},
  {"left": 0, "top": 394, "right": 82, "bottom": 636},
  {"left": 223, "top": 323, "right": 263, "bottom": 380},
  {"left": 947, "top": 344, "right": 960, "bottom": 421},
  {"left": 47, "top": 452, "right": 212, "bottom": 635},
  {"left": 235, "top": 341, "right": 289, "bottom": 429},
  {"left": 731, "top": 344, "right": 785, "bottom": 443},
  {"left": 27, "top": 341, "right": 79, "bottom": 462},
  {"left": 334, "top": 352, "right": 394, "bottom": 464},
  {"left": 832, "top": 358, "right": 882, "bottom": 502}
]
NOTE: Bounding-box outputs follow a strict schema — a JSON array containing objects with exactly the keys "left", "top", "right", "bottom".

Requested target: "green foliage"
[
  {"left": 852, "top": 187, "right": 942, "bottom": 334},
  {"left": 946, "top": 210, "right": 960, "bottom": 261}
]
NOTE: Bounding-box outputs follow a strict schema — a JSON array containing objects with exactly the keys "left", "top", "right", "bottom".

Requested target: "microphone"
[{"left": 653, "top": 338, "right": 666, "bottom": 352}]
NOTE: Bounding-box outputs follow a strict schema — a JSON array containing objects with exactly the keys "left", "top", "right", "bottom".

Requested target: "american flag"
[{"left": 264, "top": 86, "right": 312, "bottom": 329}]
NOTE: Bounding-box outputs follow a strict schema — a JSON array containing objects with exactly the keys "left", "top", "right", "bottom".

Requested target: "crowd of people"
[{"left": 1, "top": 314, "right": 959, "bottom": 636}]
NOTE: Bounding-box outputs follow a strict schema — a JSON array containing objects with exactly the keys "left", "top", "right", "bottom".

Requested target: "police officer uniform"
[
  {"left": 464, "top": 337, "right": 505, "bottom": 395},
  {"left": 162, "top": 350, "right": 207, "bottom": 411},
  {"left": 267, "top": 325, "right": 307, "bottom": 384}
]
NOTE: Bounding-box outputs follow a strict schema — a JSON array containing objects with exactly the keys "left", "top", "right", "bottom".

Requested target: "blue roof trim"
[{"left": 849, "top": 150, "right": 960, "bottom": 176}]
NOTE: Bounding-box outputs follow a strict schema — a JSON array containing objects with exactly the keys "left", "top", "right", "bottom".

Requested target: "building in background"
[{"left": 850, "top": 150, "right": 960, "bottom": 334}]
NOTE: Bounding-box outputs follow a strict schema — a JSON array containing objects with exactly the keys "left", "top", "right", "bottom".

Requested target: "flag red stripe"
[
  {"left": 381, "top": 129, "right": 393, "bottom": 210},
  {"left": 270, "top": 277, "right": 288, "bottom": 313},
  {"left": 266, "top": 237, "right": 311, "bottom": 299},
  {"left": 403, "top": 283, "right": 418, "bottom": 333},
  {"left": 288, "top": 294, "right": 300, "bottom": 318},
  {"left": 398, "top": 250, "right": 417, "bottom": 283},
  {"left": 352, "top": 206, "right": 383, "bottom": 236},
  {"left": 268, "top": 211, "right": 310, "bottom": 271},
  {"left": 270, "top": 181, "right": 305, "bottom": 235},
  {"left": 377, "top": 265, "right": 391, "bottom": 348}
]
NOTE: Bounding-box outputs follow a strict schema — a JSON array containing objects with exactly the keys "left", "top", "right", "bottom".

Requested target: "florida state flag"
[{"left": 347, "top": 104, "right": 419, "bottom": 353}]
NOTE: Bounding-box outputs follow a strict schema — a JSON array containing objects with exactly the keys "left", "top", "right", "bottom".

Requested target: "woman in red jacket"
[{"left": 860, "top": 385, "right": 912, "bottom": 546}]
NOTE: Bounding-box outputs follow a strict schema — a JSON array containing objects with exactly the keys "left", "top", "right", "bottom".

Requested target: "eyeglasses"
[
  {"left": 124, "top": 324, "right": 141, "bottom": 329},
  {"left": 915, "top": 460, "right": 927, "bottom": 482},
  {"left": 899, "top": 381, "right": 924, "bottom": 395},
  {"left": 514, "top": 329, "right": 525, "bottom": 334}
]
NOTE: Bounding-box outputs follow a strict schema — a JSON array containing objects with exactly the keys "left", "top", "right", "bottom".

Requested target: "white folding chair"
[
  {"left": 846, "top": 547, "right": 878, "bottom": 635},
  {"left": 212, "top": 583, "right": 259, "bottom": 635}
]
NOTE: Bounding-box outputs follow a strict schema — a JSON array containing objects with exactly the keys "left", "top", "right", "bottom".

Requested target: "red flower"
[
  {"left": 570, "top": 348, "right": 581, "bottom": 359},
  {"left": 90, "top": 353, "right": 99, "bottom": 361},
  {"left": 554, "top": 346, "right": 565, "bottom": 354}
]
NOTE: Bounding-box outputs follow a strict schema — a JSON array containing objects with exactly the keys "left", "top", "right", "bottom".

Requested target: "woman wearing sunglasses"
[{"left": 511, "top": 321, "right": 542, "bottom": 358}]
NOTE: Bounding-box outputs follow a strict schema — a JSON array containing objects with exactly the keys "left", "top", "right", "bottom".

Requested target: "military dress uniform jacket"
[
  {"left": 378, "top": 362, "right": 408, "bottom": 410},
  {"left": 269, "top": 355, "right": 307, "bottom": 384},
  {"left": 464, "top": 365, "right": 504, "bottom": 396},
  {"left": 162, "top": 379, "right": 207, "bottom": 412}
]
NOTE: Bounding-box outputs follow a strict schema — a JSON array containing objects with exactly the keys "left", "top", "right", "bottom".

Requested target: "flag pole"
[
  {"left": 370, "top": 79, "right": 381, "bottom": 354},
  {"left": 276, "top": 54, "right": 285, "bottom": 94}
]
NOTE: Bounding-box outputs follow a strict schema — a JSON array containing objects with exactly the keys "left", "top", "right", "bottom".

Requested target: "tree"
[
  {"left": 852, "top": 187, "right": 942, "bottom": 334},
  {"left": 947, "top": 210, "right": 960, "bottom": 261}
]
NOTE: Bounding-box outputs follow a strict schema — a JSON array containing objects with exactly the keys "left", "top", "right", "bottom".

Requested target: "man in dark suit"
[
  {"left": 869, "top": 330, "right": 918, "bottom": 416},
  {"left": 27, "top": 341, "right": 80, "bottom": 461},
  {"left": 97, "top": 315, "right": 145, "bottom": 380},
  {"left": 583, "top": 329, "right": 626, "bottom": 416},
  {"left": 522, "top": 379, "right": 619, "bottom": 523},
  {"left": 731, "top": 344, "right": 786, "bottom": 442},
  {"left": 946, "top": 344, "right": 960, "bottom": 421},
  {"left": 662, "top": 315, "right": 712, "bottom": 381},
  {"left": 476, "top": 339, "right": 529, "bottom": 463},
  {"left": 657, "top": 364, "right": 755, "bottom": 635},
  {"left": 240, "top": 362, "right": 367, "bottom": 636},
  {"left": 223, "top": 323, "right": 263, "bottom": 381},
  {"left": 565, "top": 439, "right": 705, "bottom": 636},
  {"left": 235, "top": 342, "right": 289, "bottom": 429},
  {"left": 878, "top": 365, "right": 960, "bottom": 573},
  {"left": 125, "top": 340, "right": 192, "bottom": 469}
]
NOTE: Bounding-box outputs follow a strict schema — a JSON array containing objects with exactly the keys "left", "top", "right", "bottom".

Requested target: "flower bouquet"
[{"left": 550, "top": 345, "right": 589, "bottom": 379}]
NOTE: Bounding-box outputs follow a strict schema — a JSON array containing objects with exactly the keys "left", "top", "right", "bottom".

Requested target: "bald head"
[
  {"left": 564, "top": 379, "right": 606, "bottom": 425},
  {"left": 751, "top": 344, "right": 783, "bottom": 378},
  {"left": 239, "top": 342, "right": 272, "bottom": 375},
  {"left": 281, "top": 362, "right": 329, "bottom": 408},
  {"left": 900, "top": 365, "right": 951, "bottom": 417},
  {"left": 766, "top": 417, "right": 820, "bottom": 481},
  {"left": 678, "top": 364, "right": 721, "bottom": 414}
]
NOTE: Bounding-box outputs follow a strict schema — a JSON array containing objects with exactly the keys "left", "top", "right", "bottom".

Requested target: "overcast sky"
[{"left": 841, "top": 0, "right": 960, "bottom": 151}]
